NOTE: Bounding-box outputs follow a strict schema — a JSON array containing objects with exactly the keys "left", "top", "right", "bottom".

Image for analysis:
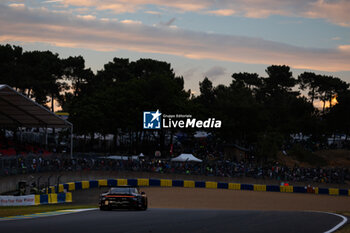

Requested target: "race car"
[{"left": 99, "top": 186, "right": 148, "bottom": 211}]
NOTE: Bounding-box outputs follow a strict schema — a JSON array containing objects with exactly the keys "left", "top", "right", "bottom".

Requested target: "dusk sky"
[{"left": 1, "top": 0, "right": 350, "bottom": 94}]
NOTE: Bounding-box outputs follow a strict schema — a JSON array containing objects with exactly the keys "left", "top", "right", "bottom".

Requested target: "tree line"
[{"left": 0, "top": 44, "right": 349, "bottom": 159}]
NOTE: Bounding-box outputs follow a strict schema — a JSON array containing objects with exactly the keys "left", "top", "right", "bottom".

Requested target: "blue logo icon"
[{"left": 143, "top": 110, "right": 162, "bottom": 129}]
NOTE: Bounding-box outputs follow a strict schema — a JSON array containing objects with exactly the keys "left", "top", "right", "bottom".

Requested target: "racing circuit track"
[
  {"left": 1, "top": 186, "right": 349, "bottom": 232},
  {"left": 0, "top": 208, "right": 347, "bottom": 233}
]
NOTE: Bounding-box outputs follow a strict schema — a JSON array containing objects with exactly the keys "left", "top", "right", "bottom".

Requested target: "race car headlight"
[{"left": 104, "top": 200, "right": 109, "bottom": 205}]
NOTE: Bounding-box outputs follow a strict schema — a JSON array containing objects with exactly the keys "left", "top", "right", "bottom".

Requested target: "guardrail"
[{"left": 46, "top": 178, "right": 350, "bottom": 197}]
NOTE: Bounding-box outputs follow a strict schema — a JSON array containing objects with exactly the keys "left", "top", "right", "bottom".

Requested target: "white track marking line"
[
  {"left": 322, "top": 212, "right": 348, "bottom": 233},
  {"left": 59, "top": 208, "right": 97, "bottom": 212},
  {"left": 0, "top": 208, "right": 98, "bottom": 221}
]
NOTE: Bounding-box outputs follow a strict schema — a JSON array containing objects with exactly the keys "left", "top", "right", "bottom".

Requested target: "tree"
[
  {"left": 197, "top": 77, "right": 214, "bottom": 112},
  {"left": 0, "top": 45, "right": 67, "bottom": 110},
  {"left": 97, "top": 58, "right": 132, "bottom": 84},
  {"left": 215, "top": 83, "right": 265, "bottom": 143},
  {"left": 64, "top": 58, "right": 191, "bottom": 153},
  {"left": 231, "top": 72, "right": 262, "bottom": 90},
  {"left": 62, "top": 56, "right": 94, "bottom": 97},
  {"left": 264, "top": 65, "right": 296, "bottom": 93},
  {"left": 317, "top": 75, "right": 349, "bottom": 113},
  {"left": 30, "top": 51, "right": 65, "bottom": 110},
  {"left": 3, "top": 43, "right": 350, "bottom": 155},
  {"left": 0, "top": 44, "right": 23, "bottom": 89},
  {"left": 327, "top": 90, "right": 350, "bottom": 139},
  {"left": 298, "top": 72, "right": 320, "bottom": 105}
]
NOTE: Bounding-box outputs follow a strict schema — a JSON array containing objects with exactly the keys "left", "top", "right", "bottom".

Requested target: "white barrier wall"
[{"left": 0, "top": 195, "right": 35, "bottom": 206}]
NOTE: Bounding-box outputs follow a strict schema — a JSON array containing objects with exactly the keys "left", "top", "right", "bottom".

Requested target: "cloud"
[
  {"left": 8, "top": 3, "right": 25, "bottom": 8},
  {"left": 145, "top": 10, "right": 162, "bottom": 15},
  {"left": 120, "top": 19, "right": 142, "bottom": 24},
  {"left": 96, "top": 3, "right": 138, "bottom": 14},
  {"left": 306, "top": 0, "right": 350, "bottom": 27},
  {"left": 206, "top": 9, "right": 235, "bottom": 16},
  {"left": 203, "top": 66, "right": 227, "bottom": 80},
  {"left": 338, "top": 45, "right": 350, "bottom": 51},
  {"left": 182, "top": 67, "right": 198, "bottom": 80},
  {"left": 42, "top": 0, "right": 64, "bottom": 3},
  {"left": 243, "top": 8, "right": 287, "bottom": 19},
  {"left": 1, "top": 4, "right": 350, "bottom": 72},
  {"left": 43, "top": 0, "right": 350, "bottom": 27},
  {"left": 76, "top": 14, "right": 96, "bottom": 20}
]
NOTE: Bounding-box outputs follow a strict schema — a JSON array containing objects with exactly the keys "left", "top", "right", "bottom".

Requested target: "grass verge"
[{"left": 0, "top": 204, "right": 97, "bottom": 218}]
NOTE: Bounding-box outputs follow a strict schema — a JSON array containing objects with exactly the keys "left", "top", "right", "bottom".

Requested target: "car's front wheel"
[
  {"left": 140, "top": 200, "right": 148, "bottom": 211},
  {"left": 142, "top": 205, "right": 147, "bottom": 211}
]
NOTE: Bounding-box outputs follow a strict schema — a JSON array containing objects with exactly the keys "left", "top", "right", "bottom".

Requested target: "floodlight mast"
[{"left": 70, "top": 125, "right": 73, "bottom": 159}]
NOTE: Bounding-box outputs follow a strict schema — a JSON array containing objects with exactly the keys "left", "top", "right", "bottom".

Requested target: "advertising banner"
[{"left": 0, "top": 195, "right": 36, "bottom": 206}]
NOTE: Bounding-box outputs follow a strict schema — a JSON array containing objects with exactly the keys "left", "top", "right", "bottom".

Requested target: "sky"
[{"left": 1, "top": 0, "right": 350, "bottom": 94}]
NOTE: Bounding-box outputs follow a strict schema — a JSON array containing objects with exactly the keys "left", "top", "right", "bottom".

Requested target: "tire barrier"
[
  {"left": 206, "top": 181, "right": 218, "bottom": 189},
  {"left": 228, "top": 183, "right": 241, "bottom": 190},
  {"left": 160, "top": 179, "right": 172, "bottom": 187},
  {"left": 37, "top": 192, "right": 72, "bottom": 205},
  {"left": 266, "top": 185, "right": 279, "bottom": 192},
  {"left": 253, "top": 184, "right": 266, "bottom": 192},
  {"left": 0, "top": 192, "right": 72, "bottom": 206},
  {"left": 184, "top": 180, "right": 195, "bottom": 188},
  {"left": 47, "top": 178, "right": 349, "bottom": 197},
  {"left": 280, "top": 186, "right": 293, "bottom": 193}
]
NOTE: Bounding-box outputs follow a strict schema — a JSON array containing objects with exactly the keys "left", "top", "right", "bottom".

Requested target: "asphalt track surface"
[{"left": 0, "top": 208, "right": 346, "bottom": 233}]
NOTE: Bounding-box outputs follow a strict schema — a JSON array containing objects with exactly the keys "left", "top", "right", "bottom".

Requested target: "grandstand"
[{"left": 0, "top": 84, "right": 73, "bottom": 157}]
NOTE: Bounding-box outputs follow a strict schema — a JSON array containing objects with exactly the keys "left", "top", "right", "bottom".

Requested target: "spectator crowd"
[{"left": 1, "top": 154, "right": 349, "bottom": 185}]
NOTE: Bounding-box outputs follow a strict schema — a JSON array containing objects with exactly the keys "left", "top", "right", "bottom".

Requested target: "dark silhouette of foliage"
[{"left": 0, "top": 44, "right": 349, "bottom": 157}]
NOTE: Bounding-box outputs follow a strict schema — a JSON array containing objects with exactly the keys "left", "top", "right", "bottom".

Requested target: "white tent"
[
  {"left": 100, "top": 155, "right": 139, "bottom": 161},
  {"left": 194, "top": 131, "right": 209, "bottom": 138},
  {"left": 171, "top": 153, "right": 202, "bottom": 162}
]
